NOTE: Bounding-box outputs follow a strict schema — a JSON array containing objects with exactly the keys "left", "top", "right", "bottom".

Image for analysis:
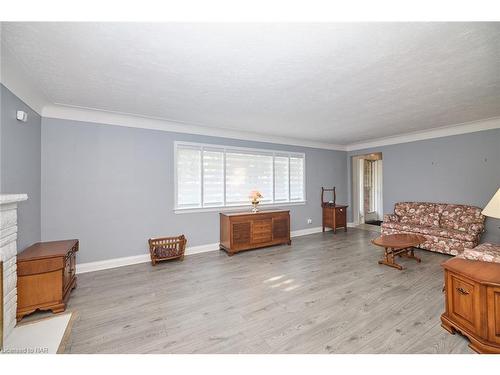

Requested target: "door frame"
[
  {"left": 351, "top": 156, "right": 363, "bottom": 225},
  {"left": 351, "top": 153, "right": 383, "bottom": 225}
]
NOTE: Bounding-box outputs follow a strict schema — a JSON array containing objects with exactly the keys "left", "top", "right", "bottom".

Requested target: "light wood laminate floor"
[{"left": 47, "top": 229, "right": 472, "bottom": 353}]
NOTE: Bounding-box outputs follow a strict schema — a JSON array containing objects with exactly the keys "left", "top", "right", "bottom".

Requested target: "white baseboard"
[
  {"left": 76, "top": 225, "right": 345, "bottom": 274},
  {"left": 77, "top": 254, "right": 150, "bottom": 274},
  {"left": 185, "top": 242, "right": 220, "bottom": 255},
  {"left": 290, "top": 226, "right": 330, "bottom": 237},
  {"left": 77, "top": 241, "right": 220, "bottom": 274}
]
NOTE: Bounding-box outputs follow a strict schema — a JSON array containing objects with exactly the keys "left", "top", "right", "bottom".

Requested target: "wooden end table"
[{"left": 372, "top": 233, "right": 426, "bottom": 270}]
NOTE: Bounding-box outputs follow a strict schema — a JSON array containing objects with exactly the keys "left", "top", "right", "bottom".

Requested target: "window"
[{"left": 175, "top": 142, "right": 305, "bottom": 210}]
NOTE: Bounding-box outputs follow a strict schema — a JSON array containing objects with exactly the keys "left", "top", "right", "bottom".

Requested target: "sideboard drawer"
[{"left": 252, "top": 219, "right": 273, "bottom": 244}]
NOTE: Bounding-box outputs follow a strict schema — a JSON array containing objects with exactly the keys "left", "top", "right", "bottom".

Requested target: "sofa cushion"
[
  {"left": 394, "top": 202, "right": 439, "bottom": 227},
  {"left": 416, "top": 226, "right": 478, "bottom": 242},
  {"left": 444, "top": 229, "right": 478, "bottom": 242},
  {"left": 381, "top": 222, "right": 478, "bottom": 242},
  {"left": 420, "top": 236, "right": 474, "bottom": 256},
  {"left": 459, "top": 243, "right": 500, "bottom": 264},
  {"left": 382, "top": 221, "right": 419, "bottom": 232},
  {"left": 381, "top": 226, "right": 474, "bottom": 256},
  {"left": 440, "top": 204, "right": 485, "bottom": 232}
]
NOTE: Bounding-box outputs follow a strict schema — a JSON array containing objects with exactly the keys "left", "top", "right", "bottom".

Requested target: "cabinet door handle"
[{"left": 457, "top": 287, "right": 469, "bottom": 295}]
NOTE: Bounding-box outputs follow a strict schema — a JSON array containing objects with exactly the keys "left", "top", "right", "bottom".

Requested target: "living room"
[{"left": 1, "top": 1, "right": 500, "bottom": 373}]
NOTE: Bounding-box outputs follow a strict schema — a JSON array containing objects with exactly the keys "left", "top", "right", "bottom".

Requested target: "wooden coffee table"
[{"left": 372, "top": 233, "right": 426, "bottom": 270}]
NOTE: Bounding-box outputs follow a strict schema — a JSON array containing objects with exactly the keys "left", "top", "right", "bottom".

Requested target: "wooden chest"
[
  {"left": 17, "top": 239, "right": 78, "bottom": 321},
  {"left": 220, "top": 210, "right": 291, "bottom": 255},
  {"left": 441, "top": 258, "right": 500, "bottom": 354},
  {"left": 322, "top": 204, "right": 348, "bottom": 233}
]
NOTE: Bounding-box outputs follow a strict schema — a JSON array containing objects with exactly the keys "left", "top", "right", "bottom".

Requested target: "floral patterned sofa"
[{"left": 382, "top": 202, "right": 485, "bottom": 256}]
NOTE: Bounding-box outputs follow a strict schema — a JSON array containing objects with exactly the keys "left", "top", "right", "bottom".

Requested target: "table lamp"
[{"left": 482, "top": 188, "right": 500, "bottom": 226}]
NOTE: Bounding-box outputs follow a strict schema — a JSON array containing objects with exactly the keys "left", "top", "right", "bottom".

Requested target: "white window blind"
[
  {"left": 290, "top": 157, "right": 305, "bottom": 201},
  {"left": 176, "top": 146, "right": 202, "bottom": 208},
  {"left": 202, "top": 150, "right": 224, "bottom": 207},
  {"left": 274, "top": 156, "right": 289, "bottom": 202},
  {"left": 226, "top": 152, "right": 273, "bottom": 205},
  {"left": 175, "top": 142, "right": 305, "bottom": 210}
]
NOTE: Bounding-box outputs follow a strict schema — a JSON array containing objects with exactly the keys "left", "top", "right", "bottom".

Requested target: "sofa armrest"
[{"left": 383, "top": 214, "right": 399, "bottom": 223}]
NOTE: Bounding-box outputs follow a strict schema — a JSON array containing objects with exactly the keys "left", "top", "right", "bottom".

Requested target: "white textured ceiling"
[{"left": 2, "top": 22, "right": 500, "bottom": 145}]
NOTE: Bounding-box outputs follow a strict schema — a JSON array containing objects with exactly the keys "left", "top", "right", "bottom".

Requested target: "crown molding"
[
  {"left": 346, "top": 117, "right": 500, "bottom": 152},
  {"left": 42, "top": 103, "right": 500, "bottom": 153},
  {"left": 0, "top": 42, "right": 49, "bottom": 114},
  {"left": 42, "top": 104, "right": 347, "bottom": 151}
]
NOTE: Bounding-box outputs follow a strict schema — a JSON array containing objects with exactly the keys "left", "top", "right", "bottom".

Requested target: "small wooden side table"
[
  {"left": 372, "top": 234, "right": 425, "bottom": 270},
  {"left": 321, "top": 186, "right": 348, "bottom": 233}
]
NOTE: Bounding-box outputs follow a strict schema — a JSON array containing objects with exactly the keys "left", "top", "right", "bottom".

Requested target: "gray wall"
[
  {"left": 41, "top": 117, "right": 347, "bottom": 263},
  {"left": 347, "top": 128, "right": 500, "bottom": 243},
  {"left": 0, "top": 84, "right": 41, "bottom": 250}
]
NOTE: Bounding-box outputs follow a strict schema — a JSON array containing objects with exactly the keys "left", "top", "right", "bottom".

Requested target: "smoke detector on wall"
[{"left": 16, "top": 110, "right": 28, "bottom": 122}]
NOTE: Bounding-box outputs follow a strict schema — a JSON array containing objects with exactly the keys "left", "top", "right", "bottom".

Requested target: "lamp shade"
[{"left": 482, "top": 188, "right": 500, "bottom": 219}]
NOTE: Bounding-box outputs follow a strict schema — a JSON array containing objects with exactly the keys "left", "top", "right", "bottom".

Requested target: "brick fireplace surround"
[{"left": 0, "top": 194, "right": 28, "bottom": 348}]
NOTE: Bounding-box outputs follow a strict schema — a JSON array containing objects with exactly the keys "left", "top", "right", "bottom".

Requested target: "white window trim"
[
  {"left": 174, "top": 201, "right": 307, "bottom": 214},
  {"left": 174, "top": 141, "right": 306, "bottom": 213}
]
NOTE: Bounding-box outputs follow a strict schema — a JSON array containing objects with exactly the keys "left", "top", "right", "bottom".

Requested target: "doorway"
[{"left": 351, "top": 152, "right": 383, "bottom": 226}]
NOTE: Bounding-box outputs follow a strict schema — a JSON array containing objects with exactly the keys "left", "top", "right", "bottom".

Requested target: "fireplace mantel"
[
  {"left": 0, "top": 194, "right": 28, "bottom": 205},
  {"left": 0, "top": 193, "right": 28, "bottom": 348}
]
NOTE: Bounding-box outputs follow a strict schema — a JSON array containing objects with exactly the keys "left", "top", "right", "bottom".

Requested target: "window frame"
[{"left": 174, "top": 141, "right": 306, "bottom": 213}]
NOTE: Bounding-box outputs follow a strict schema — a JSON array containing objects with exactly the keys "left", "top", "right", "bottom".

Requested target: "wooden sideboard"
[
  {"left": 220, "top": 210, "right": 291, "bottom": 255},
  {"left": 17, "top": 239, "right": 78, "bottom": 321},
  {"left": 441, "top": 258, "right": 500, "bottom": 354},
  {"left": 322, "top": 204, "right": 348, "bottom": 233}
]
